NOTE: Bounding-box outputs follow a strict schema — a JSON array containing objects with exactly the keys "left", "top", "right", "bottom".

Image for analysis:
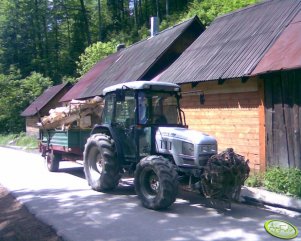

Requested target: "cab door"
[{"left": 112, "top": 90, "right": 137, "bottom": 161}]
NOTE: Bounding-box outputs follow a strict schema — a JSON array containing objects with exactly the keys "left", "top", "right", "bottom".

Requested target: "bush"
[
  {"left": 245, "top": 173, "right": 264, "bottom": 187},
  {"left": 264, "top": 167, "right": 301, "bottom": 198}
]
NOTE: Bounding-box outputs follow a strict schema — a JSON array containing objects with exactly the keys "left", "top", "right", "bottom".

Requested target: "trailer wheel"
[
  {"left": 134, "top": 156, "right": 178, "bottom": 210},
  {"left": 46, "top": 151, "right": 60, "bottom": 172},
  {"left": 83, "top": 134, "right": 121, "bottom": 191}
]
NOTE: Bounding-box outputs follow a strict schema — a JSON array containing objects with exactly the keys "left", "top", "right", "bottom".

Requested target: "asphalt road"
[{"left": 0, "top": 147, "right": 300, "bottom": 241}]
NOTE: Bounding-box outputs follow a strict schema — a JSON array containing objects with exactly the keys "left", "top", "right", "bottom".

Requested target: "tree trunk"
[
  {"left": 34, "top": 0, "right": 43, "bottom": 72},
  {"left": 138, "top": 0, "right": 143, "bottom": 25},
  {"left": 134, "top": 0, "right": 138, "bottom": 26},
  {"left": 166, "top": 0, "right": 169, "bottom": 16},
  {"left": 79, "top": 0, "right": 91, "bottom": 45},
  {"left": 97, "top": 0, "right": 102, "bottom": 41}
]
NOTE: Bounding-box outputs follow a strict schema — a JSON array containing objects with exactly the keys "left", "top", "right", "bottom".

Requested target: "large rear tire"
[
  {"left": 83, "top": 134, "right": 121, "bottom": 191},
  {"left": 46, "top": 151, "right": 60, "bottom": 172},
  {"left": 134, "top": 156, "right": 178, "bottom": 210}
]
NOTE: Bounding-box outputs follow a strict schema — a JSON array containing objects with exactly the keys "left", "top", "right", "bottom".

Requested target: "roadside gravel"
[{"left": 0, "top": 183, "right": 64, "bottom": 241}]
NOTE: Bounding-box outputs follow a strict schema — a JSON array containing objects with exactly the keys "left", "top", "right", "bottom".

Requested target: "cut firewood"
[{"left": 37, "top": 96, "right": 103, "bottom": 130}]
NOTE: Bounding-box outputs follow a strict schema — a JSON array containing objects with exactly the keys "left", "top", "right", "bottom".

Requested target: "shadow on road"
[{"left": 59, "top": 166, "right": 85, "bottom": 179}]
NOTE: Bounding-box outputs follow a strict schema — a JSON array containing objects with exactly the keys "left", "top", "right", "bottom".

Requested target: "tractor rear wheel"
[
  {"left": 134, "top": 156, "right": 178, "bottom": 210},
  {"left": 83, "top": 134, "right": 121, "bottom": 191}
]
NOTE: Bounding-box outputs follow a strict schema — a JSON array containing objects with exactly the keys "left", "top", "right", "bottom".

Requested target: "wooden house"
[
  {"left": 21, "top": 83, "right": 72, "bottom": 137},
  {"left": 158, "top": 0, "right": 301, "bottom": 171}
]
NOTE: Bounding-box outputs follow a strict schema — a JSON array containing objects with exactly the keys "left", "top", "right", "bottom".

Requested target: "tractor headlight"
[
  {"left": 200, "top": 144, "right": 217, "bottom": 153},
  {"left": 182, "top": 142, "right": 194, "bottom": 156}
]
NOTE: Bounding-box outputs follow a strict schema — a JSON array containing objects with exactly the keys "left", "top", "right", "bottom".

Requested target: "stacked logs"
[
  {"left": 38, "top": 96, "right": 103, "bottom": 130},
  {"left": 201, "top": 148, "right": 250, "bottom": 202}
]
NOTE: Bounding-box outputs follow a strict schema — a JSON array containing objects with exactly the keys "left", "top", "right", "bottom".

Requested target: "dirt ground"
[{"left": 0, "top": 183, "right": 64, "bottom": 241}]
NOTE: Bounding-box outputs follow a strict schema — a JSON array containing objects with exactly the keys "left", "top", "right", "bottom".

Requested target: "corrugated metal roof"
[
  {"left": 252, "top": 10, "right": 301, "bottom": 74},
  {"left": 79, "top": 16, "right": 204, "bottom": 98},
  {"left": 158, "top": 0, "right": 301, "bottom": 84},
  {"left": 21, "top": 83, "right": 71, "bottom": 117},
  {"left": 60, "top": 52, "right": 120, "bottom": 102}
]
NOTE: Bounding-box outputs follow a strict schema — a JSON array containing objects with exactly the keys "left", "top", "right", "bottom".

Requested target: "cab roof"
[{"left": 103, "top": 81, "right": 180, "bottom": 95}]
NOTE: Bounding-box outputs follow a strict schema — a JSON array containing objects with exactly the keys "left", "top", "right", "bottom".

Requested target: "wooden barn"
[
  {"left": 21, "top": 83, "right": 72, "bottom": 137},
  {"left": 158, "top": 0, "right": 301, "bottom": 171}
]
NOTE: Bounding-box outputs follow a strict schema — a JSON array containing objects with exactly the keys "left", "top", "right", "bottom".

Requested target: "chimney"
[
  {"left": 116, "top": 43, "right": 126, "bottom": 52},
  {"left": 150, "top": 17, "right": 159, "bottom": 37}
]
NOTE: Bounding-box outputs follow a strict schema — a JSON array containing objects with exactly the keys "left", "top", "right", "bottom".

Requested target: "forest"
[{"left": 0, "top": 0, "right": 258, "bottom": 133}]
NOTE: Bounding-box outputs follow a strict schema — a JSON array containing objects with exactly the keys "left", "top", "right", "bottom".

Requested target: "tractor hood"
[{"left": 156, "top": 127, "right": 217, "bottom": 145}]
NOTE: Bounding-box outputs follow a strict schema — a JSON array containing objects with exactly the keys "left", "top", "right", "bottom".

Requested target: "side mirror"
[
  {"left": 199, "top": 92, "right": 205, "bottom": 105},
  {"left": 116, "top": 89, "right": 125, "bottom": 102}
]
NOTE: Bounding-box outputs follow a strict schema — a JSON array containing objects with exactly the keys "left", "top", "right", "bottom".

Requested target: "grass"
[
  {"left": 246, "top": 167, "right": 301, "bottom": 198},
  {"left": 245, "top": 172, "right": 264, "bottom": 188},
  {"left": 264, "top": 167, "right": 301, "bottom": 198},
  {"left": 0, "top": 132, "right": 38, "bottom": 150}
]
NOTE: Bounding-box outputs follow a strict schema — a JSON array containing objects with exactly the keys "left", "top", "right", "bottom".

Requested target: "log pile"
[
  {"left": 201, "top": 148, "right": 250, "bottom": 203},
  {"left": 38, "top": 96, "right": 103, "bottom": 130}
]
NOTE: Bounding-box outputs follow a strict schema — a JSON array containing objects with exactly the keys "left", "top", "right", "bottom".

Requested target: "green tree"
[
  {"left": 0, "top": 69, "right": 52, "bottom": 133},
  {"left": 185, "top": 0, "right": 259, "bottom": 26},
  {"left": 76, "top": 41, "right": 118, "bottom": 77},
  {"left": 0, "top": 0, "right": 261, "bottom": 83},
  {"left": 20, "top": 72, "right": 53, "bottom": 102}
]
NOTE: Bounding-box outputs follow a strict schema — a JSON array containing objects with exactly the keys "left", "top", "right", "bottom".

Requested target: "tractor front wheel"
[{"left": 134, "top": 156, "right": 178, "bottom": 210}]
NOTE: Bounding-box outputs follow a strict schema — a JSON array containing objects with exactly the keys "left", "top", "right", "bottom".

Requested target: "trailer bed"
[{"left": 41, "top": 129, "right": 91, "bottom": 156}]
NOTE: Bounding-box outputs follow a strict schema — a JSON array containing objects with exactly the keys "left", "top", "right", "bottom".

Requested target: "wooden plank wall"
[
  {"left": 264, "top": 70, "right": 301, "bottom": 169},
  {"left": 180, "top": 78, "right": 264, "bottom": 172}
]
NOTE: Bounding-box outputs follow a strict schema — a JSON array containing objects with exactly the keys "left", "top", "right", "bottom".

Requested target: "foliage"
[
  {"left": 14, "top": 132, "right": 39, "bottom": 149},
  {"left": 0, "top": 132, "right": 38, "bottom": 149},
  {"left": 264, "top": 167, "right": 301, "bottom": 198},
  {"left": 0, "top": 0, "right": 191, "bottom": 82},
  {"left": 160, "top": 13, "right": 185, "bottom": 31},
  {"left": 0, "top": 133, "right": 17, "bottom": 145},
  {"left": 20, "top": 72, "right": 53, "bottom": 102},
  {"left": 62, "top": 75, "right": 77, "bottom": 85},
  {"left": 185, "top": 0, "right": 259, "bottom": 26},
  {"left": 0, "top": 0, "right": 261, "bottom": 83},
  {"left": 245, "top": 172, "right": 264, "bottom": 187},
  {"left": 76, "top": 41, "right": 118, "bottom": 77},
  {"left": 0, "top": 70, "right": 52, "bottom": 133}
]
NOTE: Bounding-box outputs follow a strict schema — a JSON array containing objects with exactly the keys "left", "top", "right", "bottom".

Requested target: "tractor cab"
[{"left": 98, "top": 81, "right": 184, "bottom": 162}]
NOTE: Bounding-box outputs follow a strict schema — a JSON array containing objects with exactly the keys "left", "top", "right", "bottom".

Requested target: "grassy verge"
[
  {"left": 0, "top": 132, "right": 38, "bottom": 150},
  {"left": 246, "top": 167, "right": 301, "bottom": 198}
]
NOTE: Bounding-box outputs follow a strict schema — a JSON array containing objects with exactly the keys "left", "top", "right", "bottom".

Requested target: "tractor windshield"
[{"left": 138, "top": 91, "right": 182, "bottom": 125}]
